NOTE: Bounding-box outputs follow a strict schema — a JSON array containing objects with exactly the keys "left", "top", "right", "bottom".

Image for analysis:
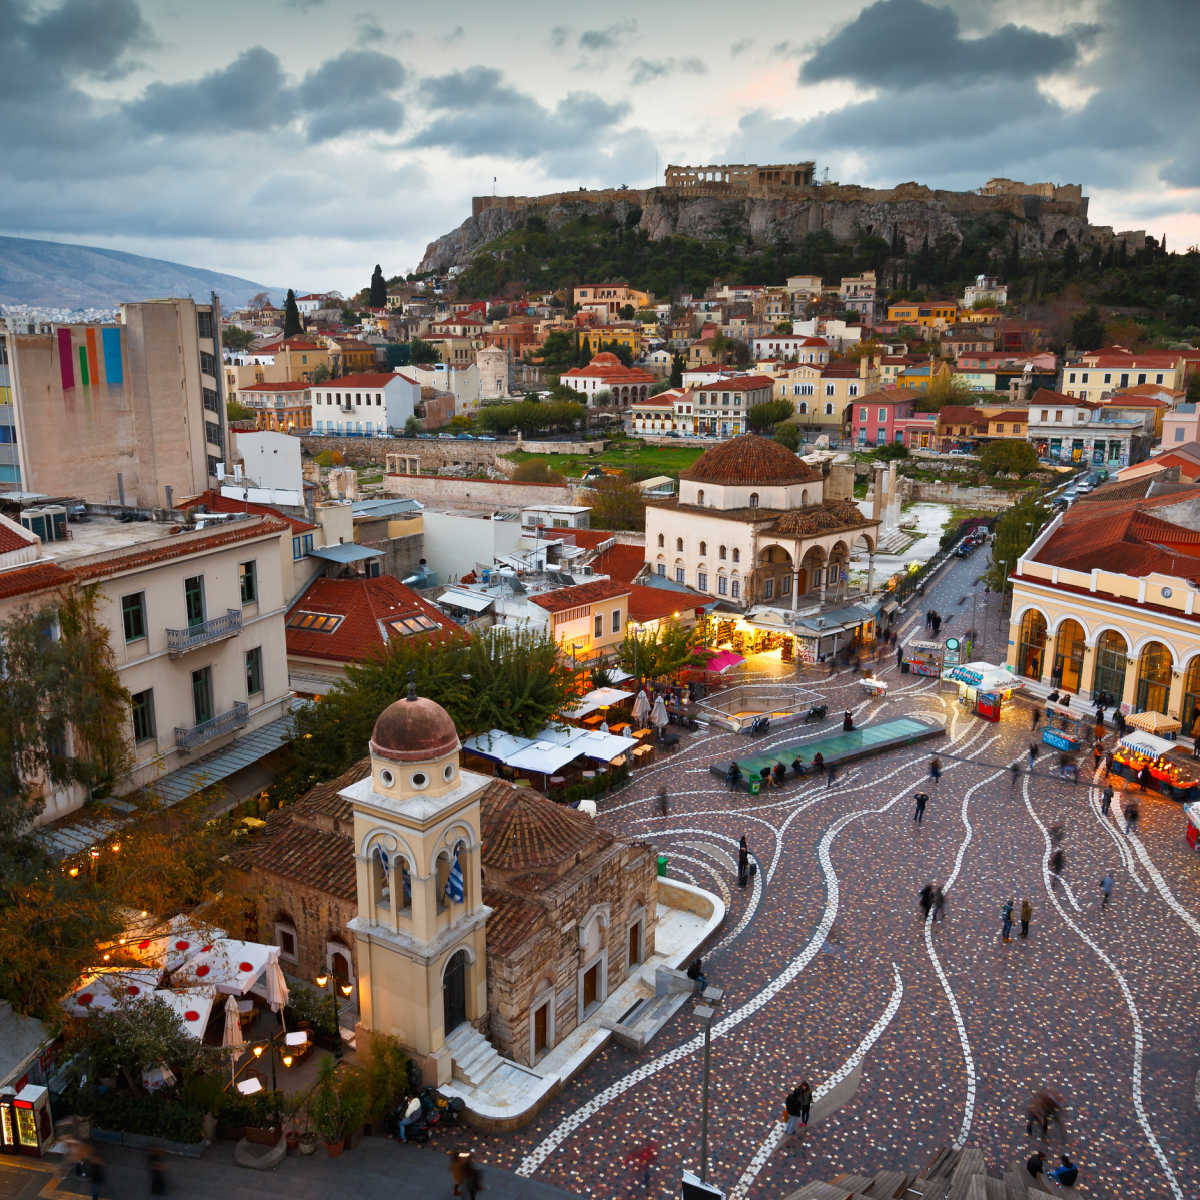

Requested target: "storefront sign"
[
  {"left": 943, "top": 636, "right": 961, "bottom": 670},
  {"left": 1042, "top": 727, "right": 1079, "bottom": 751}
]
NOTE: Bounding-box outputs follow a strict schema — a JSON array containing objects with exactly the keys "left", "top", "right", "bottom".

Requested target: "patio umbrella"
[
  {"left": 651, "top": 695, "right": 669, "bottom": 731},
  {"left": 221, "top": 994, "right": 244, "bottom": 1079},
  {"left": 1126, "top": 710, "right": 1181, "bottom": 735},
  {"left": 265, "top": 957, "right": 289, "bottom": 1031},
  {"left": 633, "top": 689, "right": 651, "bottom": 726}
]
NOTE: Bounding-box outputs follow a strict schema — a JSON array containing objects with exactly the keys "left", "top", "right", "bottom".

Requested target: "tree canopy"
[
  {"left": 409, "top": 338, "right": 440, "bottom": 365},
  {"left": 283, "top": 289, "right": 302, "bottom": 338},
  {"left": 1071, "top": 305, "right": 1105, "bottom": 351},
  {"left": 510, "top": 458, "right": 566, "bottom": 484},
  {"left": 369, "top": 265, "right": 387, "bottom": 308},
  {"left": 980, "top": 438, "right": 1040, "bottom": 476},
  {"left": 222, "top": 325, "right": 256, "bottom": 351},
  {"left": 585, "top": 475, "right": 646, "bottom": 531},
  {"left": 987, "top": 492, "right": 1050, "bottom": 591},
  {"left": 747, "top": 398, "right": 793, "bottom": 432},
  {"left": 478, "top": 399, "right": 584, "bottom": 436},
  {"left": 617, "top": 620, "right": 705, "bottom": 680}
]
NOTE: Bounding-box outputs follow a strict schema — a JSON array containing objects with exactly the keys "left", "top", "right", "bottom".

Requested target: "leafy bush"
[
  {"left": 72, "top": 1088, "right": 207, "bottom": 1144},
  {"left": 286, "top": 984, "right": 338, "bottom": 1037}
]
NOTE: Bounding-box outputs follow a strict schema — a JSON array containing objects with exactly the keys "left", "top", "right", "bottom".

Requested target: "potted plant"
[{"left": 308, "top": 1059, "right": 344, "bottom": 1157}]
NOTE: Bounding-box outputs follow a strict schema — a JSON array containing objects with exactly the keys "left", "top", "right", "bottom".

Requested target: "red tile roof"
[
  {"left": 287, "top": 575, "right": 462, "bottom": 664},
  {"left": 1105, "top": 393, "right": 1168, "bottom": 408},
  {"left": 0, "top": 560, "right": 73, "bottom": 599},
  {"left": 182, "top": 489, "right": 316, "bottom": 535},
  {"left": 562, "top": 354, "right": 655, "bottom": 383},
  {"left": 320, "top": 372, "right": 401, "bottom": 389},
  {"left": 528, "top": 579, "right": 630, "bottom": 614},
  {"left": 856, "top": 388, "right": 920, "bottom": 406},
  {"left": 1030, "top": 387, "right": 1098, "bottom": 410},
  {"left": 591, "top": 541, "right": 646, "bottom": 583},
  {"left": 682, "top": 433, "right": 821, "bottom": 485},
  {"left": 239, "top": 380, "right": 311, "bottom": 394},
  {"left": 72, "top": 517, "right": 291, "bottom": 582},
  {"left": 0, "top": 520, "right": 39, "bottom": 555},
  {"left": 693, "top": 375, "right": 775, "bottom": 393},
  {"left": 626, "top": 583, "right": 706, "bottom": 623}
]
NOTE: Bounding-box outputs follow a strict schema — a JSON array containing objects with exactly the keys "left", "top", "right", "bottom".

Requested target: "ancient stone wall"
[{"left": 382, "top": 472, "right": 575, "bottom": 509}]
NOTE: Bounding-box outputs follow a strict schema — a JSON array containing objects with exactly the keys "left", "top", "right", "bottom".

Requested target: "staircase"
[{"left": 444, "top": 1022, "right": 503, "bottom": 1087}]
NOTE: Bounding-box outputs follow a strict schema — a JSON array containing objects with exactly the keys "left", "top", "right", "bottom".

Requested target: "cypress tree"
[
  {"left": 283, "top": 289, "right": 302, "bottom": 338},
  {"left": 369, "top": 264, "right": 386, "bottom": 308}
]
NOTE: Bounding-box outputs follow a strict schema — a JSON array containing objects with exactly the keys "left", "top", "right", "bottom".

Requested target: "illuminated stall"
[
  {"left": 945, "top": 662, "right": 1022, "bottom": 721},
  {"left": 1110, "top": 731, "right": 1200, "bottom": 801}
]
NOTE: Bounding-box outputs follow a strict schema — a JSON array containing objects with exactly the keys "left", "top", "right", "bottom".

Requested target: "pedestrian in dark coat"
[
  {"left": 1100, "top": 873, "right": 1114, "bottom": 908},
  {"left": 842, "top": 708, "right": 854, "bottom": 731},
  {"left": 1124, "top": 800, "right": 1140, "bottom": 836},
  {"left": 1050, "top": 847, "right": 1065, "bottom": 889},
  {"left": 1031, "top": 708, "right": 1042, "bottom": 731},
  {"left": 1001, "top": 899, "right": 1014, "bottom": 942},
  {"left": 932, "top": 886, "right": 946, "bottom": 922},
  {"left": 1101, "top": 784, "right": 1114, "bottom": 816},
  {"left": 825, "top": 761, "right": 838, "bottom": 789},
  {"left": 737, "top": 836, "right": 749, "bottom": 888},
  {"left": 913, "top": 791, "right": 929, "bottom": 824},
  {"left": 1020, "top": 898, "right": 1032, "bottom": 939},
  {"left": 929, "top": 756, "right": 941, "bottom": 787},
  {"left": 919, "top": 882, "right": 934, "bottom": 919}
]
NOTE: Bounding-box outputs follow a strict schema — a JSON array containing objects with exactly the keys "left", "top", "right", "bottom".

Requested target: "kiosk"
[
  {"left": 945, "top": 662, "right": 1022, "bottom": 720},
  {"left": 1185, "top": 803, "right": 1200, "bottom": 850},
  {"left": 902, "top": 640, "right": 943, "bottom": 677}
]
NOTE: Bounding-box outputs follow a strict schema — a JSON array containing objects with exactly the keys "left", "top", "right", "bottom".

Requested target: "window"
[
  {"left": 207, "top": 454, "right": 219, "bottom": 477},
  {"left": 732, "top": 548, "right": 740, "bottom": 563},
  {"left": 719, "top": 545, "right": 726, "bottom": 560},
  {"left": 191, "top": 665, "right": 213, "bottom": 726},
  {"left": 1176, "top": 428, "right": 1185, "bottom": 442},
  {"left": 849, "top": 384, "right": 859, "bottom": 397},
  {"left": 656, "top": 563, "right": 666, "bottom": 577},
  {"left": 731, "top": 578, "right": 740, "bottom": 599},
  {"left": 1068, "top": 372, "right": 1076, "bottom": 383},
  {"left": 205, "top": 420, "right": 221, "bottom": 447},
  {"left": 275, "top": 923, "right": 297, "bottom": 962},
  {"left": 239, "top": 560, "right": 257, "bottom": 604},
  {"left": 1137, "top": 373, "right": 1146, "bottom": 385},
  {"left": 1055, "top": 410, "right": 1063, "bottom": 421},
  {"left": 718, "top": 575, "right": 728, "bottom": 595},
  {"left": 1103, "top": 373, "right": 1112, "bottom": 384},
  {"left": 611, "top": 609, "right": 621, "bottom": 634},
  {"left": 657, "top": 533, "right": 664, "bottom": 547},
  {"left": 594, "top": 613, "right": 603, "bottom": 639},
  {"left": 675, "top": 567, "right": 685, "bottom": 584},
  {"left": 203, "top": 387, "right": 219, "bottom": 413},
  {"left": 824, "top": 403, "right": 834, "bottom": 415},
  {"left": 763, "top": 578, "right": 774, "bottom": 599},
  {"left": 131, "top": 689, "right": 155, "bottom": 743},
  {"left": 292, "top": 533, "right": 313, "bottom": 559},
  {"left": 122, "top": 592, "right": 147, "bottom": 642},
  {"left": 699, "top": 541, "right": 707, "bottom": 556},
  {"left": 748, "top": 493, "right": 759, "bottom": 508},
  {"left": 859, "top": 407, "right": 868, "bottom": 421},
  {"left": 197, "top": 311, "right": 214, "bottom": 339},
  {"left": 697, "top": 571, "right": 708, "bottom": 590},
  {"left": 199, "top": 351, "right": 216, "bottom": 375},
  {"left": 995, "top": 423, "right": 1005, "bottom": 433},
  {"left": 825, "top": 383, "right": 835, "bottom": 396},
  {"left": 245, "top": 646, "right": 264, "bottom": 696},
  {"left": 1156, "top": 373, "right": 1164, "bottom": 384},
  {"left": 675, "top": 538, "right": 684, "bottom": 552},
  {"left": 800, "top": 383, "right": 814, "bottom": 396},
  {"left": 184, "top": 575, "right": 205, "bottom": 629}
]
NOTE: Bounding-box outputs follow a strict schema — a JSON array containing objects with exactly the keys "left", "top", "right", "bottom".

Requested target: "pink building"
[{"left": 850, "top": 389, "right": 921, "bottom": 446}]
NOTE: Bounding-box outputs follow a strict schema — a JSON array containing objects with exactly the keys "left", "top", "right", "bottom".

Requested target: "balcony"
[
  {"left": 175, "top": 702, "right": 249, "bottom": 753},
  {"left": 166, "top": 609, "right": 243, "bottom": 657}
]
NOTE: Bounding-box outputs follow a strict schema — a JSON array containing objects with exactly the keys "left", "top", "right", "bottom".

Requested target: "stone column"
[
  {"left": 1167, "top": 669, "right": 1187, "bottom": 721},
  {"left": 866, "top": 551, "right": 876, "bottom": 595},
  {"left": 818, "top": 567, "right": 827, "bottom": 604},
  {"left": 1079, "top": 642, "right": 1097, "bottom": 699},
  {"left": 1120, "top": 658, "right": 1139, "bottom": 714}
]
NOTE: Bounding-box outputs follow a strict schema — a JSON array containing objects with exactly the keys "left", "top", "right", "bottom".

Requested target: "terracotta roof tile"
[
  {"left": 681, "top": 433, "right": 821, "bottom": 486},
  {"left": 770, "top": 499, "right": 872, "bottom": 538},
  {"left": 240, "top": 381, "right": 312, "bottom": 394},
  {"left": 693, "top": 375, "right": 775, "bottom": 393},
  {"left": 182, "top": 489, "right": 316, "bottom": 534},
  {"left": 626, "top": 582, "right": 706, "bottom": 623},
  {"left": 232, "top": 814, "right": 357, "bottom": 902},
  {"left": 528, "top": 579, "right": 630, "bottom": 613},
  {"left": 480, "top": 779, "right": 609, "bottom": 872},
  {"left": 0, "top": 561, "right": 73, "bottom": 599},
  {"left": 485, "top": 892, "right": 546, "bottom": 957},
  {"left": 591, "top": 542, "right": 647, "bottom": 583},
  {"left": 0, "top": 520, "right": 39, "bottom": 554}
]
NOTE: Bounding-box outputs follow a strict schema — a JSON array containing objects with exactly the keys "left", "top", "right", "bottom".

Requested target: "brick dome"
[
  {"left": 481, "top": 782, "right": 607, "bottom": 874},
  {"left": 681, "top": 433, "right": 820, "bottom": 487},
  {"left": 369, "top": 689, "right": 459, "bottom": 763}
]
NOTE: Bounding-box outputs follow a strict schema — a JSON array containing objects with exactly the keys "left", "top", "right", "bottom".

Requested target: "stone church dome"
[
  {"left": 481, "top": 781, "right": 606, "bottom": 873},
  {"left": 681, "top": 433, "right": 820, "bottom": 487},
  {"left": 369, "top": 685, "right": 460, "bottom": 763}
]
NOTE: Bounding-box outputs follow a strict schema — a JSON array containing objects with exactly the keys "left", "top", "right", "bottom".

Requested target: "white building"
[
  {"left": 405, "top": 362, "right": 482, "bottom": 416},
  {"left": 476, "top": 346, "right": 510, "bottom": 401},
  {"left": 693, "top": 375, "right": 775, "bottom": 438},
  {"left": 311, "top": 372, "right": 419, "bottom": 436},
  {"left": 750, "top": 334, "right": 831, "bottom": 363},
  {"left": 232, "top": 430, "right": 304, "bottom": 495},
  {"left": 962, "top": 275, "right": 1008, "bottom": 308}
]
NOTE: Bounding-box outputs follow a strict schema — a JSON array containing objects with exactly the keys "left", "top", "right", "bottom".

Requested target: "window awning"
[
  {"left": 307, "top": 543, "right": 383, "bottom": 563},
  {"left": 437, "top": 589, "right": 494, "bottom": 613}
]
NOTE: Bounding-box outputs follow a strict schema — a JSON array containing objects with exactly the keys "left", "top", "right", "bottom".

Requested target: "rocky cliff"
[{"left": 419, "top": 181, "right": 1111, "bottom": 276}]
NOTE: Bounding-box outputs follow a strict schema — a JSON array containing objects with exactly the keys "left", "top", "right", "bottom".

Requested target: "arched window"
[
  {"left": 801, "top": 489, "right": 809, "bottom": 506},
  {"left": 732, "top": 548, "right": 740, "bottom": 563},
  {"left": 1092, "top": 630, "right": 1128, "bottom": 701},
  {"left": 719, "top": 545, "right": 726, "bottom": 560},
  {"left": 675, "top": 538, "right": 684, "bottom": 552},
  {"left": 1016, "top": 610, "right": 1048, "bottom": 680},
  {"left": 273, "top": 911, "right": 297, "bottom": 962},
  {"left": 699, "top": 541, "right": 707, "bottom": 556},
  {"left": 1051, "top": 619, "right": 1086, "bottom": 694},
  {"left": 1135, "top": 641, "right": 1173, "bottom": 715},
  {"left": 657, "top": 533, "right": 664, "bottom": 548},
  {"left": 371, "top": 845, "right": 390, "bottom": 912},
  {"left": 749, "top": 492, "right": 759, "bottom": 508},
  {"left": 1182, "top": 657, "right": 1200, "bottom": 737},
  {"left": 697, "top": 489, "right": 705, "bottom": 505}
]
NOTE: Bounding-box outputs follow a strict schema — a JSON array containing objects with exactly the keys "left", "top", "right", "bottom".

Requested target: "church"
[{"left": 234, "top": 683, "right": 658, "bottom": 1083}]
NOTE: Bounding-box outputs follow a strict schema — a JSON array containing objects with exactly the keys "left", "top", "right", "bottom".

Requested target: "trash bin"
[
  {"left": 749, "top": 780, "right": 760, "bottom": 794},
  {"left": 656, "top": 854, "right": 667, "bottom": 877}
]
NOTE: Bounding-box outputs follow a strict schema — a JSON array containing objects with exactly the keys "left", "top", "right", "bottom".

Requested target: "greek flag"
[
  {"left": 446, "top": 847, "right": 465, "bottom": 903},
  {"left": 375, "top": 844, "right": 389, "bottom": 873}
]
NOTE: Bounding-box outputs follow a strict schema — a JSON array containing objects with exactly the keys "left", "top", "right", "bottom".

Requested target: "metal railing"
[
  {"left": 175, "top": 701, "right": 249, "bottom": 752},
  {"left": 166, "top": 609, "right": 243, "bottom": 656}
]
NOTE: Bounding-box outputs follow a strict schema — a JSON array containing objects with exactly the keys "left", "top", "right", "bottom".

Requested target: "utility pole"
[{"left": 694, "top": 986, "right": 724, "bottom": 1183}]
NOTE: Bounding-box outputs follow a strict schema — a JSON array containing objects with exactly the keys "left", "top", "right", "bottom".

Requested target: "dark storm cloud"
[
  {"left": 629, "top": 56, "right": 707, "bottom": 85},
  {"left": 578, "top": 19, "right": 637, "bottom": 52},
  {"left": 802, "top": 0, "right": 1088, "bottom": 86},
  {"left": 126, "top": 47, "right": 296, "bottom": 133},
  {"left": 410, "top": 66, "right": 629, "bottom": 167},
  {"left": 297, "top": 49, "right": 407, "bottom": 142},
  {"left": 24, "top": 0, "right": 152, "bottom": 78}
]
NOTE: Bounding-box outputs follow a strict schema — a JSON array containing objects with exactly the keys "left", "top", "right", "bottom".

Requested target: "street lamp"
[
  {"left": 315, "top": 973, "right": 354, "bottom": 1058},
  {"left": 694, "top": 985, "right": 724, "bottom": 1184}
]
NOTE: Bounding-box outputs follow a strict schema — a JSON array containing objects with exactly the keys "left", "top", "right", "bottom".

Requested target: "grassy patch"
[{"left": 504, "top": 441, "right": 704, "bottom": 479}]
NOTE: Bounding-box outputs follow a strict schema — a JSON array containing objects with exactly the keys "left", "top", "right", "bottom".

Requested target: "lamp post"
[
  {"left": 315, "top": 973, "right": 354, "bottom": 1059},
  {"left": 694, "top": 985, "right": 724, "bottom": 1183}
]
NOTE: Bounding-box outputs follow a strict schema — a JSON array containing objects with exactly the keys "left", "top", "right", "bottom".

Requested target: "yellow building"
[
  {"left": 1007, "top": 486, "right": 1200, "bottom": 726},
  {"left": 577, "top": 323, "right": 643, "bottom": 357},
  {"left": 770, "top": 359, "right": 876, "bottom": 430},
  {"left": 887, "top": 301, "right": 958, "bottom": 329},
  {"left": 572, "top": 285, "right": 652, "bottom": 317}
]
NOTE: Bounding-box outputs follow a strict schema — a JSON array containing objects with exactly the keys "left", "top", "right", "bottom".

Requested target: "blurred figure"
[
  {"left": 1050, "top": 848, "right": 1065, "bottom": 890},
  {"left": 657, "top": 787, "right": 669, "bottom": 817},
  {"left": 147, "top": 1147, "right": 167, "bottom": 1196}
]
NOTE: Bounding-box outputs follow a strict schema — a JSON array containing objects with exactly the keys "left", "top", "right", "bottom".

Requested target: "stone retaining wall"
[{"left": 382, "top": 473, "right": 575, "bottom": 508}]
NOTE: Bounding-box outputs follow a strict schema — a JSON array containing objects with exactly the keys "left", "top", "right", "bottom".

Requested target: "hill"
[{"left": 0, "top": 235, "right": 284, "bottom": 310}]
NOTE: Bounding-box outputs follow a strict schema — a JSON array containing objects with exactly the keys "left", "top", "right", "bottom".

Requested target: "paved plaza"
[{"left": 427, "top": 553, "right": 1200, "bottom": 1199}]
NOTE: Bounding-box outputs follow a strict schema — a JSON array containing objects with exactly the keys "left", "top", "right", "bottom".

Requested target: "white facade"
[
  {"left": 476, "top": 347, "right": 510, "bottom": 401},
  {"left": 420, "top": 510, "right": 526, "bottom": 584},
  {"left": 406, "top": 362, "right": 482, "bottom": 415},
  {"left": 750, "top": 335, "right": 830, "bottom": 363},
  {"left": 310, "top": 373, "right": 418, "bottom": 436},
  {"left": 234, "top": 430, "right": 303, "bottom": 493}
]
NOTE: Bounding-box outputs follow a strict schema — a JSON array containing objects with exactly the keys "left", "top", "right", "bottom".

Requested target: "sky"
[{"left": 3, "top": 0, "right": 1198, "bottom": 295}]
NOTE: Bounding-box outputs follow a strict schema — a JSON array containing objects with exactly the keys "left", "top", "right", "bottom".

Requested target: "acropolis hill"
[{"left": 419, "top": 163, "right": 1129, "bottom": 275}]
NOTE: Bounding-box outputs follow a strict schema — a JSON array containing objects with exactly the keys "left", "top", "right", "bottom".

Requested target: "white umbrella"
[
  {"left": 633, "top": 690, "right": 651, "bottom": 726},
  {"left": 222, "top": 994, "right": 243, "bottom": 1079},
  {"left": 651, "top": 695, "right": 669, "bottom": 729},
  {"left": 265, "top": 958, "right": 289, "bottom": 1031}
]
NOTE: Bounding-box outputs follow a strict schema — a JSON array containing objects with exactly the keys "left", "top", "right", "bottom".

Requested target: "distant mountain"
[{"left": 0, "top": 235, "right": 285, "bottom": 311}]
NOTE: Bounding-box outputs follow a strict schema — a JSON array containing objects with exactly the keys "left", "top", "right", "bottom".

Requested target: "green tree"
[
  {"left": 222, "top": 325, "right": 256, "bottom": 351},
  {"left": 586, "top": 475, "right": 646, "bottom": 531},
  {"left": 538, "top": 331, "right": 577, "bottom": 372},
  {"left": 409, "top": 338, "right": 440, "bottom": 365},
  {"left": 369, "top": 265, "right": 387, "bottom": 308},
  {"left": 598, "top": 339, "right": 633, "bottom": 367},
  {"left": 226, "top": 399, "right": 255, "bottom": 422},
  {"left": 668, "top": 353, "right": 685, "bottom": 388},
  {"left": 773, "top": 421, "right": 801, "bottom": 451},
  {"left": 617, "top": 620, "right": 704, "bottom": 681},
  {"left": 747, "top": 398, "right": 793, "bottom": 431},
  {"left": 510, "top": 458, "right": 565, "bottom": 484},
  {"left": 311, "top": 363, "right": 332, "bottom": 384},
  {"left": 1071, "top": 305, "right": 1105, "bottom": 351},
  {"left": 980, "top": 439, "right": 1039, "bottom": 476},
  {"left": 988, "top": 493, "right": 1050, "bottom": 590},
  {"left": 283, "top": 289, "right": 303, "bottom": 338},
  {"left": 913, "top": 371, "right": 971, "bottom": 412},
  {"left": 618, "top": 304, "right": 636, "bottom": 320},
  {"left": 709, "top": 333, "right": 750, "bottom": 366},
  {"left": 403, "top": 416, "right": 420, "bottom": 436}
]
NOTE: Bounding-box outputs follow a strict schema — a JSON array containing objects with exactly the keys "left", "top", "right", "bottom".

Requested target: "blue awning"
[{"left": 307, "top": 543, "right": 383, "bottom": 563}]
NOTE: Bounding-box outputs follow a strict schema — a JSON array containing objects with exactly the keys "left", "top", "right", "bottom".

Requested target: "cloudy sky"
[{"left": 3, "top": 0, "right": 1197, "bottom": 294}]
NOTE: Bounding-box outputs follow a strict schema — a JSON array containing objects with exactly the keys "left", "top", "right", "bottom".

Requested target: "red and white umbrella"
[
  {"left": 63, "top": 967, "right": 163, "bottom": 1017},
  {"left": 152, "top": 987, "right": 216, "bottom": 1041},
  {"left": 170, "top": 939, "right": 278, "bottom": 996}
]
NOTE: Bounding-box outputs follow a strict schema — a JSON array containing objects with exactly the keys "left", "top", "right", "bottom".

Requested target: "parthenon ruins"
[{"left": 664, "top": 163, "right": 817, "bottom": 190}]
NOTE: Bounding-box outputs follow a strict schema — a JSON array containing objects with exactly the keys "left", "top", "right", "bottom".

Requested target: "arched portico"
[{"left": 754, "top": 543, "right": 793, "bottom": 605}]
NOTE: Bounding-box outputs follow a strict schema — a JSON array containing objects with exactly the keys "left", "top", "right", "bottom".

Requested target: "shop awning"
[
  {"left": 505, "top": 739, "right": 587, "bottom": 776},
  {"left": 151, "top": 988, "right": 216, "bottom": 1041},
  {"left": 703, "top": 650, "right": 745, "bottom": 674},
  {"left": 1126, "top": 710, "right": 1181, "bottom": 735},
  {"left": 946, "top": 662, "right": 1022, "bottom": 692},
  {"left": 63, "top": 967, "right": 164, "bottom": 1016},
  {"left": 122, "top": 914, "right": 227, "bottom": 972},
  {"left": 538, "top": 725, "right": 638, "bottom": 762},
  {"left": 1119, "top": 731, "right": 1177, "bottom": 758},
  {"left": 169, "top": 939, "right": 280, "bottom": 996},
  {"left": 561, "top": 687, "right": 634, "bottom": 718}
]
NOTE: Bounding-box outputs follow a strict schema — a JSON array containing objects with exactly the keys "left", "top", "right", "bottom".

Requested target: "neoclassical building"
[
  {"left": 234, "top": 685, "right": 658, "bottom": 1083},
  {"left": 1007, "top": 486, "right": 1200, "bottom": 726},
  {"left": 644, "top": 434, "right": 880, "bottom": 609}
]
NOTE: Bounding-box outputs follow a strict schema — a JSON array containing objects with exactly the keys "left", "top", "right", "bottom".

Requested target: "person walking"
[
  {"left": 1050, "top": 847, "right": 1065, "bottom": 890},
  {"left": 1020, "top": 898, "right": 1032, "bottom": 939},
  {"left": 1010, "top": 761, "right": 1021, "bottom": 791},
  {"left": 929, "top": 756, "right": 942, "bottom": 789},
  {"left": 825, "top": 761, "right": 838, "bottom": 789},
  {"left": 147, "top": 1147, "right": 167, "bottom": 1196},
  {"left": 725, "top": 760, "right": 741, "bottom": 791},
  {"left": 1099, "top": 872, "right": 1114, "bottom": 908},
  {"left": 737, "top": 836, "right": 750, "bottom": 888},
  {"left": 932, "top": 885, "right": 946, "bottom": 923},
  {"left": 1032, "top": 707, "right": 1042, "bottom": 731},
  {"left": 1026, "top": 1150, "right": 1045, "bottom": 1182},
  {"left": 913, "top": 791, "right": 929, "bottom": 825},
  {"left": 784, "top": 1081, "right": 813, "bottom": 1144},
  {"left": 1048, "top": 1155, "right": 1078, "bottom": 1188},
  {"left": 87, "top": 1147, "right": 104, "bottom": 1200},
  {"left": 1001, "top": 899, "right": 1014, "bottom": 942},
  {"left": 1028, "top": 743, "right": 1039, "bottom": 771},
  {"left": 919, "top": 882, "right": 934, "bottom": 920},
  {"left": 1124, "top": 800, "right": 1140, "bottom": 836},
  {"left": 1101, "top": 784, "right": 1114, "bottom": 817},
  {"left": 657, "top": 787, "right": 669, "bottom": 817}
]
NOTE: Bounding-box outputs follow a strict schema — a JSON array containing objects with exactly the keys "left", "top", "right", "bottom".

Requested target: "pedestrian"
[
  {"left": 1026, "top": 1150, "right": 1045, "bottom": 1181},
  {"left": 686, "top": 958, "right": 708, "bottom": 992},
  {"left": 1049, "top": 821, "right": 1064, "bottom": 847},
  {"left": 1101, "top": 785, "right": 1113, "bottom": 816},
  {"left": 1028, "top": 743, "right": 1039, "bottom": 771},
  {"left": 1032, "top": 707, "right": 1042, "bottom": 731},
  {"left": 62, "top": 1136, "right": 88, "bottom": 1181},
  {"left": 1020, "top": 897, "right": 1032, "bottom": 939},
  {"left": 812, "top": 750, "right": 825, "bottom": 774},
  {"left": 725, "top": 760, "right": 741, "bottom": 791},
  {"left": 1050, "top": 847, "right": 1065, "bottom": 889},
  {"left": 825, "top": 761, "right": 838, "bottom": 789},
  {"left": 772, "top": 761, "right": 787, "bottom": 788},
  {"left": 913, "top": 791, "right": 928, "bottom": 824},
  {"left": 146, "top": 1147, "right": 167, "bottom": 1196},
  {"left": 87, "top": 1147, "right": 104, "bottom": 1200},
  {"left": 791, "top": 754, "right": 806, "bottom": 777},
  {"left": 842, "top": 708, "right": 854, "bottom": 731},
  {"left": 625, "top": 1142, "right": 657, "bottom": 1191},
  {"left": 1010, "top": 761, "right": 1021, "bottom": 791},
  {"left": 929, "top": 756, "right": 941, "bottom": 788},
  {"left": 1099, "top": 872, "right": 1113, "bottom": 908},
  {"left": 1124, "top": 800, "right": 1140, "bottom": 836},
  {"left": 821, "top": 924, "right": 848, "bottom": 965},
  {"left": 919, "top": 882, "right": 934, "bottom": 919},
  {"left": 1048, "top": 1155, "right": 1078, "bottom": 1188},
  {"left": 932, "top": 885, "right": 946, "bottom": 922},
  {"left": 1001, "top": 899, "right": 1014, "bottom": 942},
  {"left": 896, "top": 644, "right": 904, "bottom": 669},
  {"left": 784, "top": 1080, "right": 813, "bottom": 1144},
  {"left": 737, "top": 836, "right": 749, "bottom": 888}
]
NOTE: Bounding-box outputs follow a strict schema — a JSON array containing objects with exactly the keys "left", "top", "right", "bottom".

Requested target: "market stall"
[
  {"left": 1041, "top": 699, "right": 1088, "bottom": 752},
  {"left": 945, "top": 662, "right": 1022, "bottom": 721},
  {"left": 1111, "top": 731, "right": 1200, "bottom": 800},
  {"left": 902, "top": 640, "right": 943, "bottom": 677},
  {"left": 1126, "top": 710, "right": 1182, "bottom": 740},
  {"left": 1185, "top": 802, "right": 1200, "bottom": 850}
]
